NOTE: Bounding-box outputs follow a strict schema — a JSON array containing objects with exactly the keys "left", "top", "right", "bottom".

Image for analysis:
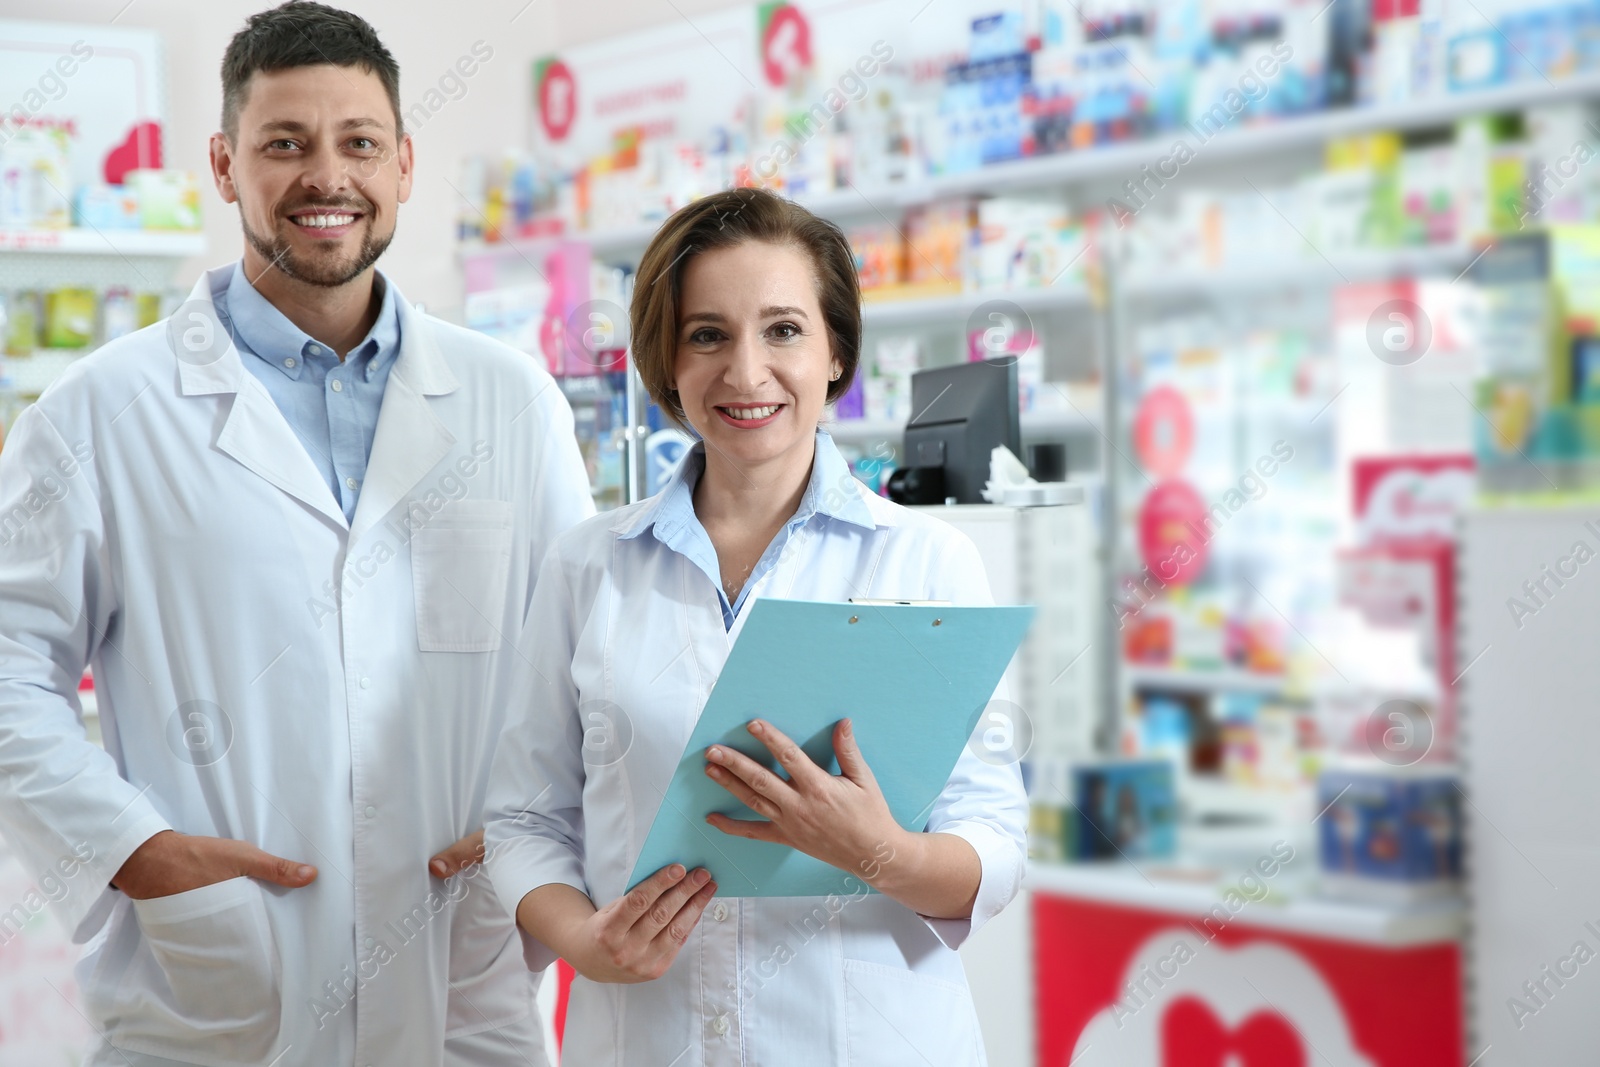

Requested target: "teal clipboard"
[{"left": 627, "top": 598, "right": 1034, "bottom": 898}]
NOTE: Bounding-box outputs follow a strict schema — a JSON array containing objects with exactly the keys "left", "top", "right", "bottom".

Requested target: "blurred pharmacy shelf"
[
  {"left": 1123, "top": 244, "right": 1482, "bottom": 299},
  {"left": 860, "top": 282, "right": 1093, "bottom": 327},
  {"left": 1181, "top": 776, "right": 1311, "bottom": 824},
  {"left": 551, "top": 71, "right": 1600, "bottom": 256},
  {"left": 0, "top": 228, "right": 205, "bottom": 257},
  {"left": 823, "top": 407, "right": 1101, "bottom": 444},
  {"left": 6, "top": 352, "right": 89, "bottom": 397},
  {"left": 1125, "top": 663, "right": 1297, "bottom": 696},
  {"left": 1026, "top": 860, "right": 1466, "bottom": 947}
]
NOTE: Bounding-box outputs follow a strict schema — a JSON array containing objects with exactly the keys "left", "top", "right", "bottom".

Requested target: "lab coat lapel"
[
  {"left": 177, "top": 266, "right": 347, "bottom": 529},
  {"left": 349, "top": 292, "right": 460, "bottom": 545}
]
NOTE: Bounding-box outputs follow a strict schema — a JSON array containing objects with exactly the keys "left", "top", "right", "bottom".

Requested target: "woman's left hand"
[{"left": 704, "top": 718, "right": 904, "bottom": 882}]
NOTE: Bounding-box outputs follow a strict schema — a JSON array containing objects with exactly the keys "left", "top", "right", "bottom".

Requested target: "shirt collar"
[
  {"left": 617, "top": 429, "right": 877, "bottom": 541},
  {"left": 222, "top": 263, "right": 402, "bottom": 381}
]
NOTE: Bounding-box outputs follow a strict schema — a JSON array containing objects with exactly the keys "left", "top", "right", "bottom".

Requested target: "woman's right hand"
[{"left": 567, "top": 864, "right": 718, "bottom": 983}]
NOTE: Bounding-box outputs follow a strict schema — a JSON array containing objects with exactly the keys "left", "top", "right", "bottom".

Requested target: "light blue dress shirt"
[
  {"left": 216, "top": 264, "right": 401, "bottom": 523},
  {"left": 623, "top": 429, "right": 876, "bottom": 630}
]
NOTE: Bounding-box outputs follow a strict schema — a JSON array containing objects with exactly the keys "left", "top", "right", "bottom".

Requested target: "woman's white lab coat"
[
  {"left": 0, "top": 264, "right": 593, "bottom": 1066},
  {"left": 483, "top": 437, "right": 1028, "bottom": 1067}
]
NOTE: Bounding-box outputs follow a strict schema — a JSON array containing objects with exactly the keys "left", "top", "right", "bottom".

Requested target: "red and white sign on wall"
[
  {"left": 0, "top": 21, "right": 166, "bottom": 192},
  {"left": 528, "top": 9, "right": 758, "bottom": 172},
  {"left": 534, "top": 58, "right": 577, "bottom": 143},
  {"left": 1035, "top": 894, "right": 1463, "bottom": 1067},
  {"left": 758, "top": 2, "right": 812, "bottom": 88}
]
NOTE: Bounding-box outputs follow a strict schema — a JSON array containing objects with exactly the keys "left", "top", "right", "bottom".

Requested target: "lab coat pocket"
[
  {"left": 128, "top": 876, "right": 281, "bottom": 1064},
  {"left": 842, "top": 959, "right": 983, "bottom": 1067},
  {"left": 412, "top": 500, "right": 514, "bottom": 652}
]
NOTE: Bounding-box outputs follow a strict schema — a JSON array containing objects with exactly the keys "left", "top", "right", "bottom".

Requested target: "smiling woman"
[{"left": 483, "top": 186, "right": 1028, "bottom": 1067}]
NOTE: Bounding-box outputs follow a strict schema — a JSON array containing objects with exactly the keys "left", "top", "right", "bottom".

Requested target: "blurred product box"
[
  {"left": 1317, "top": 762, "right": 1461, "bottom": 902},
  {"left": 1070, "top": 759, "right": 1177, "bottom": 861},
  {"left": 125, "top": 169, "right": 201, "bottom": 231},
  {"left": 847, "top": 223, "right": 903, "bottom": 292},
  {"left": 74, "top": 184, "right": 142, "bottom": 230},
  {"left": 42, "top": 288, "right": 96, "bottom": 348},
  {"left": 971, "top": 197, "right": 1086, "bottom": 290},
  {"left": 903, "top": 198, "right": 973, "bottom": 288},
  {"left": 0, "top": 127, "right": 71, "bottom": 229}
]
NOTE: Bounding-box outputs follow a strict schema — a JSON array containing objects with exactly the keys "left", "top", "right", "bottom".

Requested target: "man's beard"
[{"left": 243, "top": 208, "right": 394, "bottom": 288}]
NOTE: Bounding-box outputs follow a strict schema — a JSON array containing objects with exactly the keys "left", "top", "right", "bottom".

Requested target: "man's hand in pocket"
[
  {"left": 113, "top": 830, "right": 318, "bottom": 900},
  {"left": 429, "top": 829, "right": 485, "bottom": 879}
]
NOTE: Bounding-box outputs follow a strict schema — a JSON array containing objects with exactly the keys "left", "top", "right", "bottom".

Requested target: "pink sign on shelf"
[{"left": 1138, "top": 479, "right": 1209, "bottom": 587}]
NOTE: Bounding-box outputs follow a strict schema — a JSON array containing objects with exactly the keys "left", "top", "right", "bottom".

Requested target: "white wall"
[{"left": 0, "top": 0, "right": 742, "bottom": 316}]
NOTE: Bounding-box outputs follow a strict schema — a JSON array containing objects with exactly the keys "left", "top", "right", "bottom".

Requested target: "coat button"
[
  {"left": 711, "top": 1014, "right": 729, "bottom": 1036},
  {"left": 360, "top": 677, "right": 371, "bottom": 689},
  {"left": 364, "top": 805, "right": 377, "bottom": 819}
]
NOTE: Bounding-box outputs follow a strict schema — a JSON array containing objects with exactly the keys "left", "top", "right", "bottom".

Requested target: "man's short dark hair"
[{"left": 221, "top": 1, "right": 402, "bottom": 141}]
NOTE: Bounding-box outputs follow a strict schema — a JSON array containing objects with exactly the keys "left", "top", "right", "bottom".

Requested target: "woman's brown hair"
[{"left": 629, "top": 187, "right": 862, "bottom": 428}]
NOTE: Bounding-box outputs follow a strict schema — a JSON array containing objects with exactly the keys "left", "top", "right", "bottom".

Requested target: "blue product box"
[
  {"left": 1317, "top": 765, "right": 1461, "bottom": 898},
  {"left": 74, "top": 184, "right": 140, "bottom": 230},
  {"left": 1448, "top": 30, "right": 1505, "bottom": 92},
  {"left": 1072, "top": 759, "right": 1177, "bottom": 861}
]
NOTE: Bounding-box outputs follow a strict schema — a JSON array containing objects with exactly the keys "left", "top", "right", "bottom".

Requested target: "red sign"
[
  {"left": 1035, "top": 893, "right": 1463, "bottom": 1067},
  {"left": 1133, "top": 386, "right": 1196, "bottom": 479},
  {"left": 759, "top": 3, "right": 812, "bottom": 88},
  {"left": 537, "top": 59, "right": 578, "bottom": 142},
  {"left": 1138, "top": 480, "right": 1209, "bottom": 586}
]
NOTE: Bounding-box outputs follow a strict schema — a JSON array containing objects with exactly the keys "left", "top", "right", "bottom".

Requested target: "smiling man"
[{"left": 0, "top": 4, "right": 591, "bottom": 1066}]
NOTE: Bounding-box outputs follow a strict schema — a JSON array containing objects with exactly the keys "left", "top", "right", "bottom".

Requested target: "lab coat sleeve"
[
  {"left": 918, "top": 530, "right": 1028, "bottom": 951},
  {"left": 0, "top": 403, "right": 171, "bottom": 940},
  {"left": 483, "top": 542, "right": 590, "bottom": 972}
]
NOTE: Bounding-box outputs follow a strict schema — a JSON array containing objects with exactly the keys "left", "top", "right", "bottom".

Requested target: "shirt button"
[
  {"left": 712, "top": 902, "right": 728, "bottom": 922},
  {"left": 364, "top": 936, "right": 375, "bottom": 949},
  {"left": 346, "top": 477, "right": 359, "bottom": 490},
  {"left": 307, "top": 343, "right": 322, "bottom": 356},
  {"left": 360, "top": 677, "right": 371, "bottom": 689},
  {"left": 330, "top": 378, "right": 344, "bottom": 393},
  {"left": 711, "top": 1014, "right": 729, "bottom": 1036},
  {"left": 283, "top": 357, "right": 297, "bottom": 369},
  {"left": 364, "top": 805, "right": 377, "bottom": 819}
]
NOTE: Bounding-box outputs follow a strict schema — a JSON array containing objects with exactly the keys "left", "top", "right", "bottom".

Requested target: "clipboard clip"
[{"left": 847, "top": 598, "right": 952, "bottom": 607}]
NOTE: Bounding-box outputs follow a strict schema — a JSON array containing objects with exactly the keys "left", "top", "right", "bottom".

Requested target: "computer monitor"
[{"left": 903, "top": 358, "right": 1020, "bottom": 504}]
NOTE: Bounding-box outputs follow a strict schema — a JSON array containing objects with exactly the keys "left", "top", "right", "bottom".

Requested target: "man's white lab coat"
[{"left": 0, "top": 263, "right": 593, "bottom": 1066}]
